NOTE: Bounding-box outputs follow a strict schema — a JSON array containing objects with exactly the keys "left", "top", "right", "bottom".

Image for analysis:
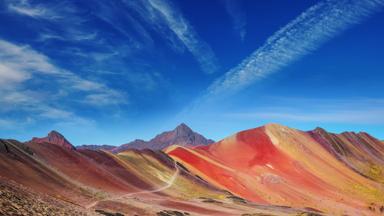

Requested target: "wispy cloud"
[
  {"left": 127, "top": 0, "right": 220, "bottom": 74},
  {"left": 201, "top": 0, "right": 384, "bottom": 100},
  {"left": 0, "top": 89, "right": 95, "bottom": 129},
  {"left": 0, "top": 119, "right": 16, "bottom": 129},
  {"left": 0, "top": 39, "right": 126, "bottom": 126},
  {"left": 83, "top": 92, "right": 127, "bottom": 106},
  {"left": 5, "top": 0, "right": 102, "bottom": 44},
  {"left": 228, "top": 110, "right": 384, "bottom": 124},
  {"left": 225, "top": 98, "right": 384, "bottom": 124},
  {"left": 38, "top": 31, "right": 98, "bottom": 42},
  {"left": 5, "top": 0, "right": 166, "bottom": 81},
  {"left": 223, "top": 0, "right": 246, "bottom": 41},
  {"left": 6, "top": 0, "right": 59, "bottom": 19},
  {"left": 0, "top": 39, "right": 119, "bottom": 94},
  {"left": 90, "top": 0, "right": 153, "bottom": 50},
  {"left": 0, "top": 39, "right": 59, "bottom": 90},
  {"left": 0, "top": 64, "right": 30, "bottom": 86}
]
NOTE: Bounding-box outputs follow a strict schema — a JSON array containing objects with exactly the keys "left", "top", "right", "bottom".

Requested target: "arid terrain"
[{"left": 1, "top": 124, "right": 383, "bottom": 215}]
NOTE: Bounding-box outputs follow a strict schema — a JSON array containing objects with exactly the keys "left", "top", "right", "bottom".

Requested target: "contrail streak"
[{"left": 202, "top": 0, "right": 384, "bottom": 101}]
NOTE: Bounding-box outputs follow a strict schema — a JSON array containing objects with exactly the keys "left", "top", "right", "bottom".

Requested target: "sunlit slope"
[
  {"left": 117, "top": 149, "right": 225, "bottom": 199},
  {"left": 2, "top": 138, "right": 314, "bottom": 215},
  {"left": 309, "top": 127, "right": 384, "bottom": 183},
  {"left": 112, "top": 148, "right": 317, "bottom": 215},
  {"left": 166, "top": 123, "right": 384, "bottom": 215}
]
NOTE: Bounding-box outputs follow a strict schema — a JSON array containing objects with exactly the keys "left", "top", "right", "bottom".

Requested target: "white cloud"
[
  {"left": 0, "top": 39, "right": 126, "bottom": 125},
  {"left": 8, "top": 4, "right": 45, "bottom": 17},
  {"left": 127, "top": 0, "right": 219, "bottom": 74},
  {"left": 7, "top": 0, "right": 59, "bottom": 20},
  {"left": 6, "top": 0, "right": 102, "bottom": 44},
  {"left": 0, "top": 39, "right": 122, "bottom": 95},
  {"left": 69, "top": 79, "right": 104, "bottom": 91},
  {"left": 223, "top": 0, "right": 246, "bottom": 41},
  {"left": 87, "top": 0, "right": 153, "bottom": 51},
  {"left": 0, "top": 89, "right": 95, "bottom": 128},
  {"left": 202, "top": 0, "right": 384, "bottom": 100},
  {"left": 38, "top": 31, "right": 98, "bottom": 42},
  {"left": 0, "top": 119, "right": 16, "bottom": 128},
  {"left": 225, "top": 98, "right": 384, "bottom": 124},
  {"left": 39, "top": 107, "right": 73, "bottom": 119},
  {"left": 0, "top": 64, "right": 30, "bottom": 86},
  {"left": 0, "top": 40, "right": 59, "bottom": 77},
  {"left": 228, "top": 110, "right": 384, "bottom": 124},
  {"left": 0, "top": 91, "right": 35, "bottom": 105},
  {"left": 53, "top": 117, "right": 95, "bottom": 128},
  {"left": 124, "top": 71, "right": 167, "bottom": 92},
  {"left": 83, "top": 90, "right": 128, "bottom": 106}
]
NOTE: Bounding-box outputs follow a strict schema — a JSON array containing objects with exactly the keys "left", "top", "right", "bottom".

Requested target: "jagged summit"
[
  {"left": 29, "top": 130, "right": 75, "bottom": 150},
  {"left": 175, "top": 123, "right": 192, "bottom": 131},
  {"left": 112, "top": 123, "right": 214, "bottom": 153},
  {"left": 48, "top": 130, "right": 65, "bottom": 139}
]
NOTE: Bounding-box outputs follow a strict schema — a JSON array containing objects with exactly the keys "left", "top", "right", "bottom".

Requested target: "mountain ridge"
[
  {"left": 166, "top": 123, "right": 384, "bottom": 215},
  {"left": 76, "top": 144, "right": 115, "bottom": 151},
  {"left": 1, "top": 123, "right": 384, "bottom": 215},
  {"left": 1, "top": 128, "right": 315, "bottom": 215},
  {"left": 111, "top": 123, "right": 214, "bottom": 153},
  {"left": 28, "top": 130, "right": 75, "bottom": 150}
]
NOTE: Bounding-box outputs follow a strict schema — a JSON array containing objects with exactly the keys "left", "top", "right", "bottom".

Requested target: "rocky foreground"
[{"left": 0, "top": 177, "right": 90, "bottom": 216}]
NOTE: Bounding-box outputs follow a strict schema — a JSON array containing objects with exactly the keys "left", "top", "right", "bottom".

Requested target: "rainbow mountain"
[{"left": 1, "top": 123, "right": 383, "bottom": 215}]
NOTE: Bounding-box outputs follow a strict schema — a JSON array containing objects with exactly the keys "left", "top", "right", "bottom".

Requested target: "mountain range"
[
  {"left": 167, "top": 123, "right": 384, "bottom": 215},
  {"left": 1, "top": 123, "right": 383, "bottom": 215},
  {"left": 70, "top": 123, "right": 214, "bottom": 153},
  {"left": 110, "top": 123, "right": 214, "bottom": 153}
]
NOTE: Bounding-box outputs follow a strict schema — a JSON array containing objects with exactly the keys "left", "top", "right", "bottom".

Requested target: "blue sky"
[{"left": 0, "top": 0, "right": 383, "bottom": 145}]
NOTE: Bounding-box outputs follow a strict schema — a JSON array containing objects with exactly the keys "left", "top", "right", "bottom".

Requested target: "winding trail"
[
  {"left": 85, "top": 160, "right": 180, "bottom": 209},
  {"left": 2, "top": 139, "right": 181, "bottom": 210}
]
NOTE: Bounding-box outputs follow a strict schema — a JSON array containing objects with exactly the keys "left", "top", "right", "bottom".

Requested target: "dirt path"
[
  {"left": 85, "top": 161, "right": 180, "bottom": 209},
  {"left": 3, "top": 140, "right": 180, "bottom": 211}
]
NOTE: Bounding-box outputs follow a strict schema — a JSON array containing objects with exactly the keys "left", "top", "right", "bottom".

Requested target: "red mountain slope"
[
  {"left": 166, "top": 123, "right": 384, "bottom": 215},
  {"left": 1, "top": 131, "right": 316, "bottom": 215},
  {"left": 4, "top": 125, "right": 382, "bottom": 215}
]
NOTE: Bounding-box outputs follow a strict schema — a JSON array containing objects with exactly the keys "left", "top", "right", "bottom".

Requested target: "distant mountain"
[
  {"left": 77, "top": 144, "right": 115, "bottom": 151},
  {"left": 28, "top": 130, "right": 75, "bottom": 150},
  {"left": 112, "top": 123, "right": 214, "bottom": 153}
]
